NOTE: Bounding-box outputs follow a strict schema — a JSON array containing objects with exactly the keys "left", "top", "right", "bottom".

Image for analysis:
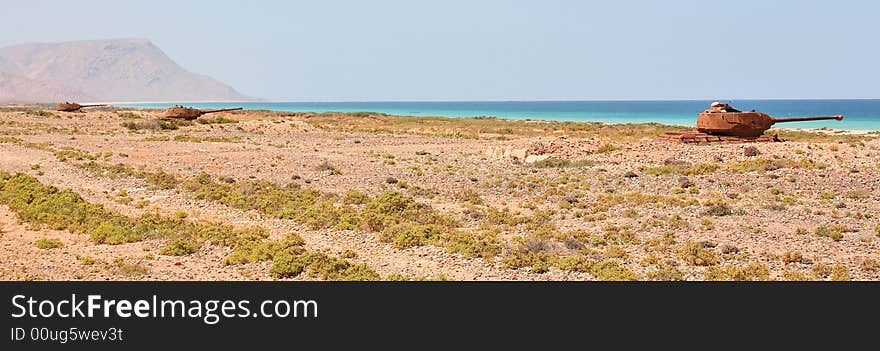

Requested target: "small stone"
[
  {"left": 835, "top": 202, "right": 847, "bottom": 209},
  {"left": 743, "top": 146, "right": 761, "bottom": 157},
  {"left": 469, "top": 177, "right": 478, "bottom": 182},
  {"left": 850, "top": 169, "right": 860, "bottom": 173},
  {"left": 384, "top": 177, "right": 398, "bottom": 184},
  {"left": 623, "top": 171, "right": 638, "bottom": 178},
  {"left": 291, "top": 174, "right": 301, "bottom": 180},
  {"left": 677, "top": 177, "right": 695, "bottom": 188},
  {"left": 719, "top": 244, "right": 739, "bottom": 254}
]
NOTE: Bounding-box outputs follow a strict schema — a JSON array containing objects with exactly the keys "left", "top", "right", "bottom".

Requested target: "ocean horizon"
[{"left": 120, "top": 99, "right": 880, "bottom": 131}]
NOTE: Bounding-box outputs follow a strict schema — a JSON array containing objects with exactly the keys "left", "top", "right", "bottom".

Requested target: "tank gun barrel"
[
  {"left": 79, "top": 104, "right": 108, "bottom": 108},
  {"left": 771, "top": 115, "right": 844, "bottom": 124},
  {"left": 201, "top": 107, "right": 243, "bottom": 114}
]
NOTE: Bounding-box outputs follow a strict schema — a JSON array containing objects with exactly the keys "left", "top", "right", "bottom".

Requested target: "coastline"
[
  {"left": 2, "top": 101, "right": 874, "bottom": 134},
  {"left": 113, "top": 100, "right": 880, "bottom": 132}
]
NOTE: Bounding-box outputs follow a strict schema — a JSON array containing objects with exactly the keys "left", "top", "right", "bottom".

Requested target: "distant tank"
[
  {"left": 56, "top": 102, "right": 107, "bottom": 112},
  {"left": 697, "top": 102, "right": 843, "bottom": 137},
  {"left": 162, "top": 105, "right": 243, "bottom": 120}
]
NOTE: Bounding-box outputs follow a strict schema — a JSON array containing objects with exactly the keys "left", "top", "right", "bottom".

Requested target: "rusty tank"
[
  {"left": 696, "top": 102, "right": 843, "bottom": 137},
  {"left": 162, "top": 105, "right": 243, "bottom": 120},
  {"left": 56, "top": 102, "right": 107, "bottom": 112}
]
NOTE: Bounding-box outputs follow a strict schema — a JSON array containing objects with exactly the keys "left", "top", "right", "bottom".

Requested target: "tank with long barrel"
[
  {"left": 56, "top": 102, "right": 108, "bottom": 112},
  {"left": 162, "top": 105, "right": 244, "bottom": 120},
  {"left": 696, "top": 103, "right": 844, "bottom": 137}
]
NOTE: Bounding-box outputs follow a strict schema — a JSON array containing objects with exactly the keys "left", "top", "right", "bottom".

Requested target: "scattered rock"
[
  {"left": 719, "top": 244, "right": 739, "bottom": 254},
  {"left": 221, "top": 176, "right": 235, "bottom": 183},
  {"left": 463, "top": 209, "right": 486, "bottom": 221},
  {"left": 290, "top": 174, "right": 301, "bottom": 180},
  {"left": 384, "top": 177, "right": 398, "bottom": 184},
  {"left": 835, "top": 202, "right": 847, "bottom": 209},
  {"left": 469, "top": 177, "right": 478, "bottom": 182},
  {"left": 850, "top": 168, "right": 860, "bottom": 173},
  {"left": 743, "top": 146, "right": 761, "bottom": 157},
  {"left": 677, "top": 177, "right": 695, "bottom": 188},
  {"left": 623, "top": 171, "right": 638, "bottom": 178}
]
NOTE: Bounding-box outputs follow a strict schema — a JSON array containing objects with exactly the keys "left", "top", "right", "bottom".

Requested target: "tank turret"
[
  {"left": 162, "top": 105, "right": 243, "bottom": 120},
  {"left": 56, "top": 102, "right": 107, "bottom": 112},
  {"left": 696, "top": 102, "right": 843, "bottom": 137}
]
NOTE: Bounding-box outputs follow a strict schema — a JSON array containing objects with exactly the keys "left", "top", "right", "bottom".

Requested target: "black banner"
[{"left": 2, "top": 282, "right": 877, "bottom": 348}]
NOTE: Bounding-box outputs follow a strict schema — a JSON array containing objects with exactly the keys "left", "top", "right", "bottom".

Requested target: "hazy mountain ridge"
[{"left": 0, "top": 38, "right": 250, "bottom": 102}]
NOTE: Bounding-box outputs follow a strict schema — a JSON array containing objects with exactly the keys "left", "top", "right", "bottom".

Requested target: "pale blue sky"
[{"left": 1, "top": 0, "right": 877, "bottom": 101}]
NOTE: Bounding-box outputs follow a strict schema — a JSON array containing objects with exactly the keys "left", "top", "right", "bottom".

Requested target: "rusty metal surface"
[
  {"left": 695, "top": 103, "right": 843, "bottom": 137},
  {"left": 55, "top": 102, "right": 107, "bottom": 112}
]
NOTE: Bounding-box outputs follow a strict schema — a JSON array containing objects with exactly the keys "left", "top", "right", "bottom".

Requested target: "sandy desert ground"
[{"left": 1, "top": 106, "right": 878, "bottom": 281}]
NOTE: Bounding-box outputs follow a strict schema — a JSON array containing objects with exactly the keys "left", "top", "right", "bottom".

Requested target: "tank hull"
[
  {"left": 696, "top": 111, "right": 774, "bottom": 137},
  {"left": 56, "top": 103, "right": 83, "bottom": 112},
  {"left": 56, "top": 103, "right": 107, "bottom": 112},
  {"left": 163, "top": 106, "right": 203, "bottom": 120}
]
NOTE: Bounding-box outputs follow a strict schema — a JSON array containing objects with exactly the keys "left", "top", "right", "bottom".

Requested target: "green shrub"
[
  {"left": 122, "top": 120, "right": 178, "bottom": 130},
  {"left": 362, "top": 191, "right": 456, "bottom": 232},
  {"left": 677, "top": 241, "right": 718, "bottom": 266},
  {"left": 269, "top": 251, "right": 379, "bottom": 280},
  {"left": 225, "top": 232, "right": 305, "bottom": 265},
  {"left": 703, "top": 203, "right": 733, "bottom": 216},
  {"left": 590, "top": 259, "right": 638, "bottom": 281},
  {"left": 25, "top": 110, "right": 58, "bottom": 118},
  {"left": 145, "top": 169, "right": 179, "bottom": 189},
  {"left": 116, "top": 111, "right": 142, "bottom": 119},
  {"left": 815, "top": 225, "right": 849, "bottom": 241},
  {"left": 197, "top": 116, "right": 237, "bottom": 124},
  {"left": 595, "top": 143, "right": 618, "bottom": 154},
  {"left": 34, "top": 238, "right": 63, "bottom": 249},
  {"left": 830, "top": 264, "right": 851, "bottom": 281},
  {"left": 705, "top": 263, "right": 770, "bottom": 281},
  {"left": 341, "top": 189, "right": 369, "bottom": 205},
  {"left": 646, "top": 266, "right": 684, "bottom": 281},
  {"left": 530, "top": 159, "right": 596, "bottom": 168},
  {"left": 453, "top": 190, "right": 484, "bottom": 205},
  {"left": 111, "top": 258, "right": 149, "bottom": 277},
  {"left": 160, "top": 238, "right": 200, "bottom": 256}
]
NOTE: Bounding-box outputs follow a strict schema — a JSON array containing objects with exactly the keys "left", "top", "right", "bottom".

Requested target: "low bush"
[
  {"left": 34, "top": 238, "right": 63, "bottom": 249},
  {"left": 121, "top": 120, "right": 178, "bottom": 131},
  {"left": 704, "top": 263, "right": 770, "bottom": 281},
  {"left": 160, "top": 238, "right": 200, "bottom": 256},
  {"left": 677, "top": 241, "right": 718, "bottom": 266}
]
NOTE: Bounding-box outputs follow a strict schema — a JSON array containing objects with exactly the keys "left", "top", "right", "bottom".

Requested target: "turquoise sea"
[{"left": 120, "top": 100, "right": 880, "bottom": 131}]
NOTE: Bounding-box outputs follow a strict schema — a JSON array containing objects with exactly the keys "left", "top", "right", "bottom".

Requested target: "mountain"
[{"left": 0, "top": 38, "right": 250, "bottom": 102}]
